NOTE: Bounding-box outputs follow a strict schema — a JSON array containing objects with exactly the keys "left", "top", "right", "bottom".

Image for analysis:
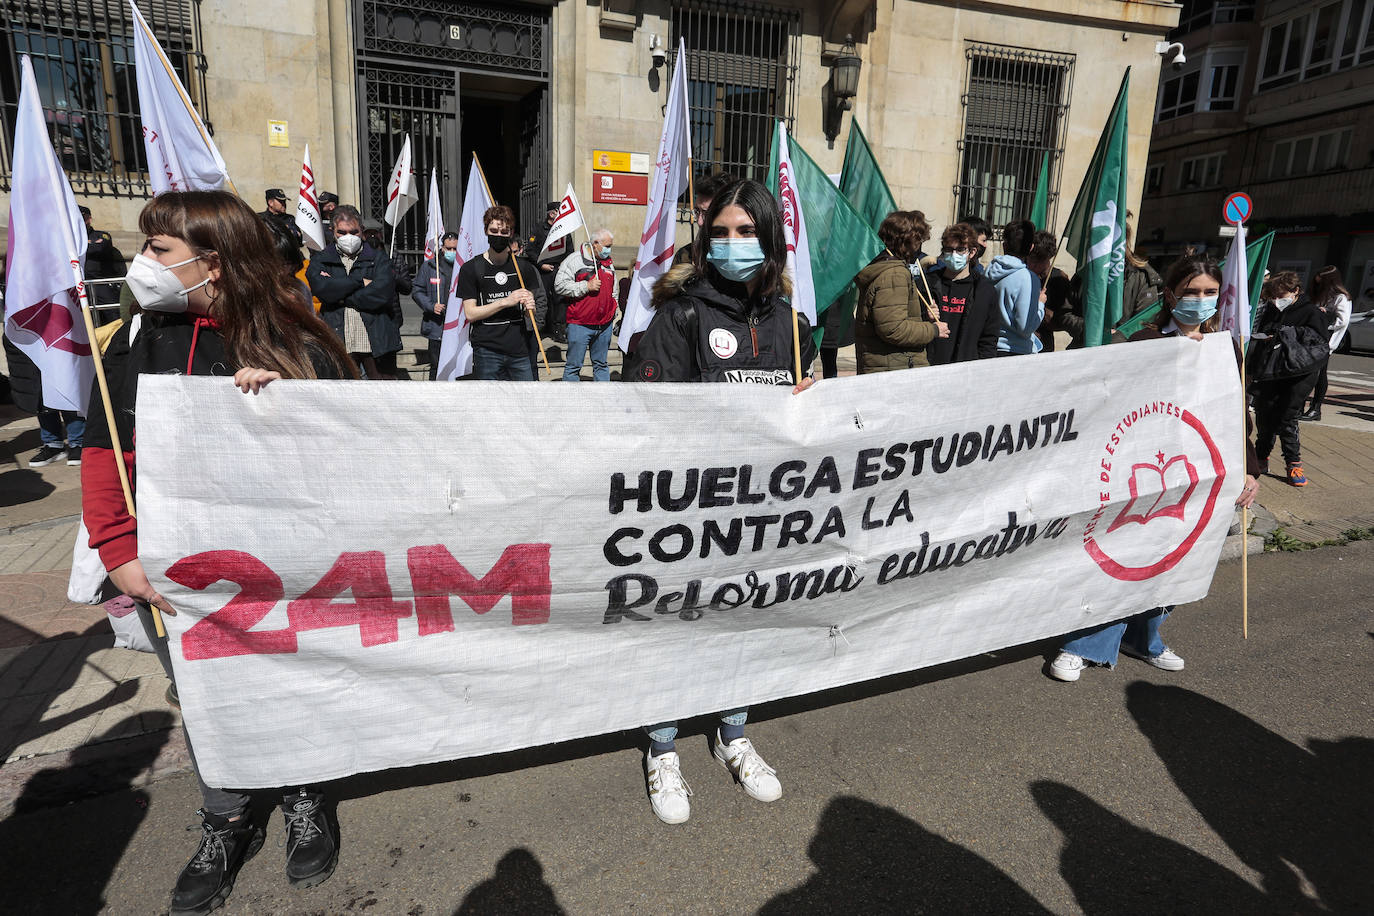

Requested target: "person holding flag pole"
[{"left": 626, "top": 178, "right": 814, "bottom": 824}]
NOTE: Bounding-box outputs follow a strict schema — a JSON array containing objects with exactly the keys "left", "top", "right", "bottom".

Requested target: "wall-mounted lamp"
[{"left": 823, "top": 35, "right": 862, "bottom": 148}]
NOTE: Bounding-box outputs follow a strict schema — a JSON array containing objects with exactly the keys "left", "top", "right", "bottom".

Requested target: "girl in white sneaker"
[
  {"left": 630, "top": 179, "right": 810, "bottom": 823},
  {"left": 1049, "top": 255, "right": 1260, "bottom": 682}
]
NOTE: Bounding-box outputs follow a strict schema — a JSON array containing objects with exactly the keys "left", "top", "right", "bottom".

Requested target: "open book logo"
[{"left": 1106, "top": 453, "right": 1199, "bottom": 534}]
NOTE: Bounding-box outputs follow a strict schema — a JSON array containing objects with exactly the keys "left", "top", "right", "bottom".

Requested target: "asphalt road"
[{"left": 3, "top": 542, "right": 1371, "bottom": 915}]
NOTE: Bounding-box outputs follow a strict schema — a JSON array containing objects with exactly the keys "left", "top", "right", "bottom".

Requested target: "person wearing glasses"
[{"left": 922, "top": 222, "right": 1000, "bottom": 365}]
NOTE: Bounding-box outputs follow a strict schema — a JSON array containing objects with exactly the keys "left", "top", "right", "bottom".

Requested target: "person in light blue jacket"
[{"left": 988, "top": 219, "right": 1043, "bottom": 355}]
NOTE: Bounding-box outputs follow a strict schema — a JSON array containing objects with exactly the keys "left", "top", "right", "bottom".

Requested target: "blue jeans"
[
  {"left": 472, "top": 347, "right": 534, "bottom": 381},
  {"left": 647, "top": 707, "right": 748, "bottom": 744},
  {"left": 1061, "top": 606, "right": 1173, "bottom": 666},
  {"left": 563, "top": 322, "right": 612, "bottom": 382},
  {"left": 38, "top": 408, "right": 85, "bottom": 448}
]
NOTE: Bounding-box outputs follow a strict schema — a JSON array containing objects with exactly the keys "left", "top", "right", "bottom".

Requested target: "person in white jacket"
[{"left": 1302, "top": 265, "right": 1352, "bottom": 422}]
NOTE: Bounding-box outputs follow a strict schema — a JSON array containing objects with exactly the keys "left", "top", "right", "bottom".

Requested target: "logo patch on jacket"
[{"left": 709, "top": 328, "right": 738, "bottom": 359}]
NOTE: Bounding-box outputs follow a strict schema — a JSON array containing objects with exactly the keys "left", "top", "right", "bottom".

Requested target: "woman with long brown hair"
[
  {"left": 82, "top": 190, "right": 354, "bottom": 915},
  {"left": 1302, "top": 265, "right": 1353, "bottom": 421}
]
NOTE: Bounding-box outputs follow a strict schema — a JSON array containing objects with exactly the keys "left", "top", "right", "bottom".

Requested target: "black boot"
[
  {"left": 1299, "top": 407, "right": 1321, "bottom": 421},
  {"left": 170, "top": 809, "right": 264, "bottom": 915},
  {"left": 281, "top": 790, "right": 338, "bottom": 888}
]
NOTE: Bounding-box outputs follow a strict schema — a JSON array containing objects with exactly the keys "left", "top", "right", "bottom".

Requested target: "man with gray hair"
[{"left": 554, "top": 229, "right": 617, "bottom": 381}]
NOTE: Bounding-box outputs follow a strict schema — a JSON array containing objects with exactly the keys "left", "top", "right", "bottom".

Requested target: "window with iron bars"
[
  {"left": 955, "top": 43, "right": 1074, "bottom": 237},
  {"left": 671, "top": 0, "right": 799, "bottom": 192},
  {"left": 0, "top": 0, "right": 208, "bottom": 197}
]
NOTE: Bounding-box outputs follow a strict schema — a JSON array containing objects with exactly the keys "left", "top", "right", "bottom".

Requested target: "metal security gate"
[{"left": 358, "top": 65, "right": 459, "bottom": 267}]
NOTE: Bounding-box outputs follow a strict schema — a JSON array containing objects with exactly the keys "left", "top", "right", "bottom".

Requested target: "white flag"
[
  {"left": 384, "top": 135, "right": 418, "bottom": 226},
  {"left": 131, "top": 1, "right": 229, "bottom": 194},
  {"left": 424, "top": 168, "right": 445, "bottom": 261},
  {"left": 3, "top": 56, "right": 93, "bottom": 414},
  {"left": 619, "top": 38, "right": 692, "bottom": 351},
  {"left": 539, "top": 183, "right": 585, "bottom": 259},
  {"left": 1218, "top": 222, "right": 1250, "bottom": 348},
  {"left": 435, "top": 157, "right": 495, "bottom": 380},
  {"left": 294, "top": 144, "right": 325, "bottom": 252},
  {"left": 772, "top": 121, "right": 817, "bottom": 326}
]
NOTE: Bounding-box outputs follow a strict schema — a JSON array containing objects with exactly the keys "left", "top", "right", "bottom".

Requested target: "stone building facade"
[{"left": 2, "top": 0, "right": 1180, "bottom": 273}]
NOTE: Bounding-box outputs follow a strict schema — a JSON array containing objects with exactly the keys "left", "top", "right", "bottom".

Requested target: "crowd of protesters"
[{"left": 0, "top": 173, "right": 1359, "bottom": 913}]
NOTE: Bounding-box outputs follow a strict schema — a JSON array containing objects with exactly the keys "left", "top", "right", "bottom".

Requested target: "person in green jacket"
[{"left": 853, "top": 210, "right": 948, "bottom": 372}]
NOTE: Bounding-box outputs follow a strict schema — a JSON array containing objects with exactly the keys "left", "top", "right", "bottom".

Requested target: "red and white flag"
[
  {"left": 1218, "top": 222, "right": 1250, "bottom": 348},
  {"left": 294, "top": 144, "right": 325, "bottom": 251},
  {"left": 538, "top": 183, "right": 585, "bottom": 259},
  {"left": 424, "top": 168, "right": 445, "bottom": 261},
  {"left": 131, "top": 1, "right": 229, "bottom": 194},
  {"left": 619, "top": 38, "right": 691, "bottom": 351},
  {"left": 4, "top": 55, "right": 93, "bottom": 414},
  {"left": 384, "top": 135, "right": 418, "bottom": 226},
  {"left": 435, "top": 157, "right": 495, "bottom": 380},
  {"left": 772, "top": 121, "right": 817, "bottom": 326}
]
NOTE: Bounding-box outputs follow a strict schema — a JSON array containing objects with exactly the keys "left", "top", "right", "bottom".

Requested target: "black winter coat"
[
  {"left": 306, "top": 243, "right": 400, "bottom": 357},
  {"left": 923, "top": 266, "right": 999, "bottom": 364},
  {"left": 628, "top": 263, "right": 815, "bottom": 384}
]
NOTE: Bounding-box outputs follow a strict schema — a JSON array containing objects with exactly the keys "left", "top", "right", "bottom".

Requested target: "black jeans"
[
  {"left": 1308, "top": 364, "right": 1329, "bottom": 412},
  {"left": 1252, "top": 370, "right": 1319, "bottom": 466}
]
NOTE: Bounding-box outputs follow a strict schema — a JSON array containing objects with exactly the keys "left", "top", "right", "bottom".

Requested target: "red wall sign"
[{"left": 593, "top": 171, "right": 648, "bottom": 205}]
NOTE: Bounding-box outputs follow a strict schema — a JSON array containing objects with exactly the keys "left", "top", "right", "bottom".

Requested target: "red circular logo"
[{"left": 1082, "top": 404, "right": 1227, "bottom": 581}]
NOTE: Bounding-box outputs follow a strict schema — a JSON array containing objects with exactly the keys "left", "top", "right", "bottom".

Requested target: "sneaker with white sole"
[
  {"left": 1049, "top": 650, "right": 1086, "bottom": 682},
  {"left": 28, "top": 445, "right": 67, "bottom": 467},
  {"left": 713, "top": 734, "right": 782, "bottom": 802},
  {"left": 1121, "top": 645, "right": 1185, "bottom": 671},
  {"left": 645, "top": 750, "right": 691, "bottom": 824}
]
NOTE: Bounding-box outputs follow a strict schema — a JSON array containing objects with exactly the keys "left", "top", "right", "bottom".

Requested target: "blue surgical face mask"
[
  {"left": 597, "top": 245, "right": 612, "bottom": 261},
  {"left": 442, "top": 249, "right": 456, "bottom": 264},
  {"left": 1172, "top": 295, "right": 1218, "bottom": 326},
  {"left": 942, "top": 252, "right": 969, "bottom": 273},
  {"left": 707, "top": 238, "right": 766, "bottom": 282}
]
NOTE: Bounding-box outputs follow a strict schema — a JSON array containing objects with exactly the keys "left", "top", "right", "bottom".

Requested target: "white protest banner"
[
  {"left": 434, "top": 157, "right": 494, "bottom": 380},
  {"left": 539, "top": 183, "right": 585, "bottom": 259},
  {"left": 423, "top": 167, "right": 444, "bottom": 261},
  {"left": 1218, "top": 221, "right": 1250, "bottom": 348},
  {"left": 384, "top": 135, "right": 418, "bottom": 227},
  {"left": 138, "top": 335, "right": 1242, "bottom": 788},
  {"left": 294, "top": 144, "right": 325, "bottom": 252}
]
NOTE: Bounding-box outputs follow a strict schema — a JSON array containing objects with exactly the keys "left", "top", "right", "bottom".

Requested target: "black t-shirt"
[
  {"left": 456, "top": 254, "right": 530, "bottom": 356},
  {"left": 926, "top": 272, "right": 977, "bottom": 366}
]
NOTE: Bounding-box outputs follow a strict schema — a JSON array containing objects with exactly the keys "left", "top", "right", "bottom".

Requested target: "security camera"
[
  {"left": 650, "top": 34, "right": 667, "bottom": 68},
  {"left": 1156, "top": 41, "right": 1186, "bottom": 71}
]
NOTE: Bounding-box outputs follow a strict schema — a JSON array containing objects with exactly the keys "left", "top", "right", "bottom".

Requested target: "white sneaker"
[
  {"left": 1049, "top": 650, "right": 1085, "bottom": 682},
  {"left": 713, "top": 734, "right": 782, "bottom": 803},
  {"left": 645, "top": 750, "right": 691, "bottom": 824},
  {"left": 1122, "top": 646, "right": 1185, "bottom": 671}
]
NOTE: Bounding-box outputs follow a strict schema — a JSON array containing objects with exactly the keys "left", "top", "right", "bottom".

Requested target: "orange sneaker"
[{"left": 1287, "top": 464, "right": 1308, "bottom": 487}]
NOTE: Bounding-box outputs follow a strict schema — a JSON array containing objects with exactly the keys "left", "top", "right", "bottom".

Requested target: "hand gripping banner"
[{"left": 138, "top": 335, "right": 1242, "bottom": 787}]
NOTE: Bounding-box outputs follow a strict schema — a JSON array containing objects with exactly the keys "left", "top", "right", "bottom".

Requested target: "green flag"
[
  {"left": 1029, "top": 152, "right": 1050, "bottom": 230},
  {"left": 1064, "top": 70, "right": 1130, "bottom": 347},
  {"left": 767, "top": 123, "right": 883, "bottom": 333},
  {"left": 1114, "top": 230, "right": 1277, "bottom": 339},
  {"left": 822, "top": 122, "right": 898, "bottom": 346}
]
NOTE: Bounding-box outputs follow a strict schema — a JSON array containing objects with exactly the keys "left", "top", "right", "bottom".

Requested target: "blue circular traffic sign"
[{"left": 1223, "top": 192, "right": 1252, "bottom": 225}]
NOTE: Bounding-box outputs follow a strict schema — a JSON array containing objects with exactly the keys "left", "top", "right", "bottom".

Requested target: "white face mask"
[
  {"left": 336, "top": 233, "right": 363, "bottom": 256},
  {"left": 1274, "top": 296, "right": 1295, "bottom": 311},
  {"left": 125, "top": 252, "right": 208, "bottom": 313}
]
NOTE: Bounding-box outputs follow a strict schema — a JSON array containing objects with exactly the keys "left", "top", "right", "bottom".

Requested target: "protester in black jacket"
[
  {"left": 1249, "top": 271, "right": 1329, "bottom": 487},
  {"left": 306, "top": 205, "right": 397, "bottom": 379},
  {"left": 923, "top": 222, "right": 999, "bottom": 365},
  {"left": 627, "top": 179, "right": 812, "bottom": 828},
  {"left": 413, "top": 232, "right": 458, "bottom": 379}
]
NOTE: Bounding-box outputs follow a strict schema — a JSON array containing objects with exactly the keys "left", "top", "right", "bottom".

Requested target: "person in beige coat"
[{"left": 853, "top": 210, "right": 948, "bottom": 373}]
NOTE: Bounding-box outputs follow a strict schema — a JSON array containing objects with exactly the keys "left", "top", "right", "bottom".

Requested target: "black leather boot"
[
  {"left": 281, "top": 790, "right": 338, "bottom": 888},
  {"left": 170, "top": 809, "right": 264, "bottom": 915}
]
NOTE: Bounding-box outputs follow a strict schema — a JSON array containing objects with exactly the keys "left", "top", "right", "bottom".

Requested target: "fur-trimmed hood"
[{"left": 650, "top": 262, "right": 793, "bottom": 310}]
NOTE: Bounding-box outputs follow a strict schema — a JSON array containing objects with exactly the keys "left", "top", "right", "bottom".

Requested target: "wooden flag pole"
[
  {"left": 914, "top": 255, "right": 941, "bottom": 322},
  {"left": 508, "top": 255, "right": 551, "bottom": 378},
  {"left": 790, "top": 307, "right": 803, "bottom": 387},
  {"left": 74, "top": 274, "right": 165, "bottom": 638}
]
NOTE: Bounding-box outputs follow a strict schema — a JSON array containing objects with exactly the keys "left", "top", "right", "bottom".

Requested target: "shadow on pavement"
[
  {"left": 1031, "top": 780, "right": 1273, "bottom": 913},
  {"left": 1127, "top": 681, "right": 1374, "bottom": 913},
  {"left": 0, "top": 468, "right": 54, "bottom": 508},
  {"left": 0, "top": 620, "right": 136, "bottom": 763},
  {"left": 454, "top": 847, "right": 565, "bottom": 915},
  {"left": 0, "top": 712, "right": 173, "bottom": 913},
  {"left": 759, "top": 796, "right": 1052, "bottom": 915}
]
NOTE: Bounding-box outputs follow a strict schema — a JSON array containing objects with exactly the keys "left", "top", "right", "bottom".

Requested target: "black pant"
[
  {"left": 427, "top": 338, "right": 442, "bottom": 380},
  {"left": 1308, "top": 364, "right": 1329, "bottom": 412},
  {"left": 1252, "top": 370, "right": 1319, "bottom": 466}
]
